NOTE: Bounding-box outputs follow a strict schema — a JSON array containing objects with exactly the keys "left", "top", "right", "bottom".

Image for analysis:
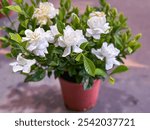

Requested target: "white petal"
[
  {"left": 50, "top": 25, "right": 59, "bottom": 36},
  {"left": 35, "top": 27, "right": 45, "bottom": 34},
  {"left": 44, "top": 30, "right": 54, "bottom": 43},
  {"left": 62, "top": 47, "right": 71, "bottom": 57},
  {"left": 106, "top": 58, "right": 114, "bottom": 70},
  {"left": 64, "top": 25, "right": 74, "bottom": 36},
  {"left": 22, "top": 65, "right": 31, "bottom": 73},
  {"left": 73, "top": 45, "right": 83, "bottom": 53},
  {"left": 93, "top": 28, "right": 105, "bottom": 34},
  {"left": 17, "top": 54, "right": 28, "bottom": 65},
  {"left": 22, "top": 37, "right": 30, "bottom": 42},
  {"left": 93, "top": 34, "right": 101, "bottom": 40},
  {"left": 37, "top": 41, "right": 49, "bottom": 50},
  {"left": 106, "top": 63, "right": 113, "bottom": 70},
  {"left": 86, "top": 31, "right": 91, "bottom": 37},
  {"left": 114, "top": 48, "right": 120, "bottom": 56},
  {"left": 27, "top": 59, "right": 36, "bottom": 66},
  {"left": 86, "top": 29, "right": 93, "bottom": 35},
  {"left": 113, "top": 59, "right": 120, "bottom": 66},
  {"left": 102, "top": 42, "right": 108, "bottom": 48},
  {"left": 27, "top": 44, "right": 37, "bottom": 51},
  {"left": 91, "top": 48, "right": 104, "bottom": 60},
  {"left": 9, "top": 61, "right": 18, "bottom": 66},
  {"left": 33, "top": 49, "right": 45, "bottom": 57},
  {"left": 25, "top": 29, "right": 33, "bottom": 37},
  {"left": 12, "top": 65, "right": 23, "bottom": 72},
  {"left": 57, "top": 37, "right": 66, "bottom": 47}
]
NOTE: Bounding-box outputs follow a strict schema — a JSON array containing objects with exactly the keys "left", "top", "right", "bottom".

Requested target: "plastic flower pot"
[
  {"left": 59, "top": 78, "right": 101, "bottom": 111},
  {"left": 0, "top": 0, "right": 12, "bottom": 18}
]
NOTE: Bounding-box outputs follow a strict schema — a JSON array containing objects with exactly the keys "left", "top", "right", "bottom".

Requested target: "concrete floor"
[{"left": 0, "top": 0, "right": 150, "bottom": 113}]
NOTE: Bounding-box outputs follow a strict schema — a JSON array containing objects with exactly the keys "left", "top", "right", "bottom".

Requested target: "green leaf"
[
  {"left": 9, "top": 33, "right": 22, "bottom": 43},
  {"left": 58, "top": 7, "right": 66, "bottom": 21},
  {"left": 25, "top": 68, "right": 46, "bottom": 82},
  {"left": 6, "top": 5, "right": 23, "bottom": 13},
  {"left": 95, "top": 68, "right": 107, "bottom": 78},
  {"left": 80, "top": 42, "right": 88, "bottom": 49},
  {"left": 65, "top": 0, "right": 71, "bottom": 11},
  {"left": 71, "top": 13, "right": 80, "bottom": 23},
  {"left": 60, "top": 0, "right": 65, "bottom": 6},
  {"left": 27, "top": 6, "right": 34, "bottom": 17},
  {"left": 99, "top": 0, "right": 107, "bottom": 6},
  {"left": 75, "top": 53, "right": 82, "bottom": 62},
  {"left": 134, "top": 33, "right": 142, "bottom": 41},
  {"left": 110, "top": 65, "right": 128, "bottom": 75},
  {"left": 82, "top": 77, "right": 94, "bottom": 90},
  {"left": 0, "top": 37, "right": 7, "bottom": 41},
  {"left": 114, "top": 35, "right": 123, "bottom": 49},
  {"left": 57, "top": 20, "right": 65, "bottom": 34},
  {"left": 109, "top": 76, "right": 115, "bottom": 85},
  {"left": 21, "top": 19, "right": 29, "bottom": 28},
  {"left": 5, "top": 53, "right": 13, "bottom": 58},
  {"left": 0, "top": 37, "right": 9, "bottom": 48},
  {"left": 127, "top": 47, "right": 133, "bottom": 54},
  {"left": 83, "top": 55, "right": 96, "bottom": 77},
  {"left": 14, "top": 0, "right": 23, "bottom": 4}
]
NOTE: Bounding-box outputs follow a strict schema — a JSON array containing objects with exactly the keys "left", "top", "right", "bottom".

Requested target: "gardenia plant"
[{"left": 0, "top": 0, "right": 141, "bottom": 89}]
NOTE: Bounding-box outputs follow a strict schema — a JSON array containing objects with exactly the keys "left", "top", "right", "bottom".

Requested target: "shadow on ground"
[{"left": 0, "top": 84, "right": 138, "bottom": 113}]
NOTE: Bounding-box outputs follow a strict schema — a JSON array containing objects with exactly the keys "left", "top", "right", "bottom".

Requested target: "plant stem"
[{"left": 6, "top": 15, "right": 16, "bottom": 31}]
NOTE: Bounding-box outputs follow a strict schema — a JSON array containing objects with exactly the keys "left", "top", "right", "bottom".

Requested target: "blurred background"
[{"left": 0, "top": 0, "right": 150, "bottom": 113}]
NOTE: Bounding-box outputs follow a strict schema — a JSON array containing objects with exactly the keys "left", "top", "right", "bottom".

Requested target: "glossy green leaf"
[
  {"left": 65, "top": 0, "right": 71, "bottom": 11},
  {"left": 57, "top": 20, "right": 65, "bottom": 34},
  {"left": 110, "top": 65, "right": 128, "bottom": 75},
  {"left": 75, "top": 53, "right": 82, "bottom": 62},
  {"left": 25, "top": 68, "right": 46, "bottom": 82},
  {"left": 9, "top": 33, "right": 22, "bottom": 43},
  {"left": 6, "top": 5, "right": 22, "bottom": 13},
  {"left": 95, "top": 68, "right": 107, "bottom": 78},
  {"left": 83, "top": 55, "right": 95, "bottom": 77}
]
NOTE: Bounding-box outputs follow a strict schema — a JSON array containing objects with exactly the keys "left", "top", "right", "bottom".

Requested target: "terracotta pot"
[
  {"left": 0, "top": 0, "right": 12, "bottom": 18},
  {"left": 59, "top": 78, "right": 101, "bottom": 111}
]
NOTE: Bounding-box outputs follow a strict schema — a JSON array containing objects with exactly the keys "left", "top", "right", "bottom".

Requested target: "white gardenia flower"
[
  {"left": 33, "top": 2, "right": 59, "bottom": 25},
  {"left": 46, "top": 24, "right": 60, "bottom": 43},
  {"left": 86, "top": 11, "right": 110, "bottom": 40},
  {"left": 92, "top": 42, "right": 120, "bottom": 70},
  {"left": 57, "top": 25, "right": 87, "bottom": 57},
  {"left": 22, "top": 27, "right": 51, "bottom": 57},
  {"left": 9, "top": 53, "right": 36, "bottom": 73}
]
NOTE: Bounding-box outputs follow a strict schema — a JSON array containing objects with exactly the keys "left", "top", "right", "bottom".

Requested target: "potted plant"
[
  {"left": 0, "top": 0, "right": 141, "bottom": 111},
  {"left": 0, "top": 0, "right": 12, "bottom": 18}
]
